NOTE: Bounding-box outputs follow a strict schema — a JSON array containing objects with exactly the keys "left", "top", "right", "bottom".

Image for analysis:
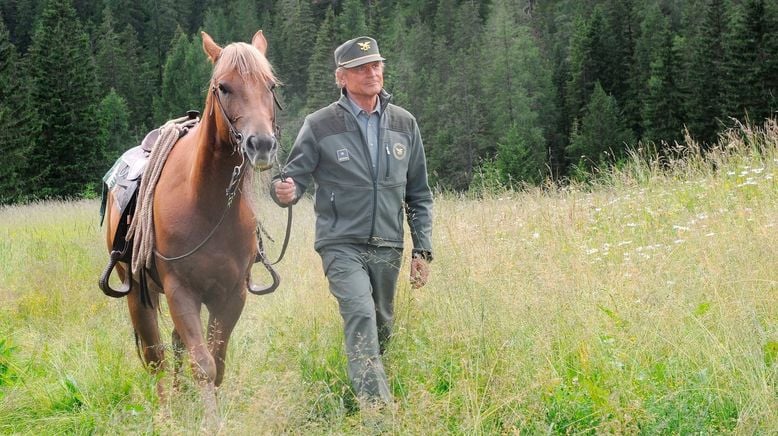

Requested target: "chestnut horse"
[{"left": 103, "top": 31, "right": 279, "bottom": 427}]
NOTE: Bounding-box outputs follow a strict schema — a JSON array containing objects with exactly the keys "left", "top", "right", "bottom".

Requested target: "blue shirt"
[{"left": 345, "top": 95, "right": 382, "bottom": 170}]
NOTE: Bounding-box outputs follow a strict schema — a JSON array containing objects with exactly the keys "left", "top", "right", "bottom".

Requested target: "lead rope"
[{"left": 126, "top": 115, "right": 198, "bottom": 276}]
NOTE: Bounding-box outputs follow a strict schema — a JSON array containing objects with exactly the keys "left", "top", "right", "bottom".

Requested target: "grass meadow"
[{"left": 1, "top": 121, "right": 777, "bottom": 434}]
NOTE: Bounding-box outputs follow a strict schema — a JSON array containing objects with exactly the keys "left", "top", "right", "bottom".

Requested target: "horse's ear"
[
  {"left": 252, "top": 30, "right": 268, "bottom": 55},
  {"left": 202, "top": 31, "right": 222, "bottom": 63}
]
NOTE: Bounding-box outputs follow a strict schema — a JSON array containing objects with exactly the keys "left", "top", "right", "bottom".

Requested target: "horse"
[{"left": 102, "top": 30, "right": 279, "bottom": 428}]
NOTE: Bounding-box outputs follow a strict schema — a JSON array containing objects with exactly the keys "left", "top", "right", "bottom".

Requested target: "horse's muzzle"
[{"left": 243, "top": 133, "right": 278, "bottom": 168}]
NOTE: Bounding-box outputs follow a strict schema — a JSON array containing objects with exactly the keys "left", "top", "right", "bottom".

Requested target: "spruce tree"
[
  {"left": 641, "top": 30, "right": 686, "bottom": 147},
  {"left": 26, "top": 0, "right": 102, "bottom": 199},
  {"left": 337, "top": 0, "right": 369, "bottom": 40},
  {"left": 96, "top": 89, "right": 131, "bottom": 164},
  {"left": 0, "top": 15, "right": 37, "bottom": 203},
  {"left": 723, "top": 0, "right": 778, "bottom": 122},
  {"left": 567, "top": 82, "right": 634, "bottom": 170},
  {"left": 304, "top": 7, "right": 338, "bottom": 115},
  {"left": 483, "top": 0, "right": 554, "bottom": 183},
  {"left": 153, "top": 28, "right": 211, "bottom": 124},
  {"left": 683, "top": 0, "right": 729, "bottom": 145}
]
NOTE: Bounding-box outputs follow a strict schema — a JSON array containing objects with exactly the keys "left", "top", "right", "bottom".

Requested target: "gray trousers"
[{"left": 319, "top": 244, "right": 402, "bottom": 404}]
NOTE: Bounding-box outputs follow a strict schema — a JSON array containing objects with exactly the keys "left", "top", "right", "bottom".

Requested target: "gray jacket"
[{"left": 273, "top": 90, "right": 433, "bottom": 258}]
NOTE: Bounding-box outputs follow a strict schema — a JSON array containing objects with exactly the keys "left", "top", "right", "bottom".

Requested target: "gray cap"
[{"left": 334, "top": 36, "right": 385, "bottom": 68}]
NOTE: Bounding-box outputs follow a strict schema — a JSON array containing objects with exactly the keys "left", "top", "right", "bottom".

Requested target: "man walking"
[{"left": 272, "top": 36, "right": 434, "bottom": 408}]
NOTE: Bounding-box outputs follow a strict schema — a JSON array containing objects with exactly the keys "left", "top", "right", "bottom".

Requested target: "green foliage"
[
  {"left": 0, "top": 338, "right": 18, "bottom": 387},
  {"left": 4, "top": 0, "right": 778, "bottom": 202},
  {"left": 304, "top": 7, "right": 338, "bottom": 115},
  {"left": 0, "top": 16, "right": 36, "bottom": 204},
  {"left": 25, "top": 0, "right": 102, "bottom": 200},
  {"left": 568, "top": 82, "right": 634, "bottom": 170},
  {"left": 96, "top": 89, "right": 131, "bottom": 164},
  {"left": 153, "top": 28, "right": 210, "bottom": 124}
]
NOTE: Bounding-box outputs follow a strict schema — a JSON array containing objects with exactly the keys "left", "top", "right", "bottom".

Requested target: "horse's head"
[{"left": 203, "top": 31, "right": 279, "bottom": 169}]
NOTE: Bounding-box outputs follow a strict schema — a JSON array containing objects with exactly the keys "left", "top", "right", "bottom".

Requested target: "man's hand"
[
  {"left": 410, "top": 256, "right": 430, "bottom": 289},
  {"left": 274, "top": 179, "right": 297, "bottom": 205}
]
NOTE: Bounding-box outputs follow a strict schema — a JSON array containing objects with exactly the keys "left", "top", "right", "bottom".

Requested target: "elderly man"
[{"left": 271, "top": 36, "right": 434, "bottom": 408}]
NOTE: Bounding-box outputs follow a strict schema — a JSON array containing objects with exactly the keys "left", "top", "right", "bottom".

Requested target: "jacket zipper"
[{"left": 330, "top": 191, "right": 339, "bottom": 230}]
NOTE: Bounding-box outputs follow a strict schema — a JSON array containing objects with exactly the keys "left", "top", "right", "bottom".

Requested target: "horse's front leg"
[
  {"left": 165, "top": 285, "right": 221, "bottom": 431},
  {"left": 206, "top": 287, "right": 247, "bottom": 387}
]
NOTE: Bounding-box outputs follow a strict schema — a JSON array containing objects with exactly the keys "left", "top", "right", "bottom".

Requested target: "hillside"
[{"left": 0, "top": 121, "right": 776, "bottom": 433}]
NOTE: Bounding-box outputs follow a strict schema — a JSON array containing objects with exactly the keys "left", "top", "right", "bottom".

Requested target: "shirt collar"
[{"left": 345, "top": 93, "right": 381, "bottom": 118}]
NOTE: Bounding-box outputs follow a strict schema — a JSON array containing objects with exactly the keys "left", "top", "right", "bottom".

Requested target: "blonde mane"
[{"left": 211, "top": 42, "right": 277, "bottom": 85}]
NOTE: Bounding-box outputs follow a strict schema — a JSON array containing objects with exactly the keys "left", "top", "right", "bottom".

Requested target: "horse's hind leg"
[{"left": 126, "top": 282, "right": 166, "bottom": 398}]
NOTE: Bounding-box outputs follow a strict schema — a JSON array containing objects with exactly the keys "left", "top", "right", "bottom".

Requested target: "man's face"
[{"left": 342, "top": 61, "right": 384, "bottom": 101}]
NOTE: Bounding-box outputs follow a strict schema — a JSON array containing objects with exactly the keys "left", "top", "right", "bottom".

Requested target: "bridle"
[{"left": 210, "top": 80, "right": 282, "bottom": 205}]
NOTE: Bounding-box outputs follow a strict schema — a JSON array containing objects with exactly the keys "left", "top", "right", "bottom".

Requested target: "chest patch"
[
  {"left": 392, "top": 143, "right": 407, "bottom": 160},
  {"left": 336, "top": 148, "right": 350, "bottom": 162}
]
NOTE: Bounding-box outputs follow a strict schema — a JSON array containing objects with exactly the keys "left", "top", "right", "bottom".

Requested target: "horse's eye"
[
  {"left": 268, "top": 82, "right": 276, "bottom": 91},
  {"left": 218, "top": 83, "right": 230, "bottom": 94}
]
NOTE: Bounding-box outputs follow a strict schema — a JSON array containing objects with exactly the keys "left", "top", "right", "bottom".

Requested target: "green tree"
[
  {"left": 678, "top": 0, "right": 729, "bottom": 145},
  {"left": 153, "top": 28, "right": 211, "bottom": 123},
  {"left": 273, "top": 0, "right": 316, "bottom": 112},
  {"left": 723, "top": 0, "right": 778, "bottom": 122},
  {"left": 304, "top": 7, "right": 338, "bottom": 114},
  {"left": 0, "top": 15, "right": 37, "bottom": 203},
  {"left": 567, "top": 82, "right": 634, "bottom": 170},
  {"left": 426, "top": 1, "right": 487, "bottom": 190},
  {"left": 642, "top": 30, "right": 686, "bottom": 147},
  {"left": 483, "top": 0, "right": 554, "bottom": 183},
  {"left": 337, "top": 0, "right": 368, "bottom": 40},
  {"left": 96, "top": 89, "right": 131, "bottom": 165},
  {"left": 26, "top": 0, "right": 102, "bottom": 199},
  {"left": 566, "top": 7, "right": 610, "bottom": 128},
  {"left": 142, "top": 0, "right": 181, "bottom": 87}
]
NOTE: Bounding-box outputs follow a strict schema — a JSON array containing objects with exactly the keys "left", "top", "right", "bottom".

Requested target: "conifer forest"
[{"left": 0, "top": 0, "right": 776, "bottom": 203}]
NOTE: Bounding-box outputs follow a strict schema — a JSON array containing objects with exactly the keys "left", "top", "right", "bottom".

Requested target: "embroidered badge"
[
  {"left": 392, "top": 143, "right": 407, "bottom": 160},
  {"left": 337, "top": 148, "right": 350, "bottom": 162},
  {"left": 357, "top": 41, "right": 371, "bottom": 51}
]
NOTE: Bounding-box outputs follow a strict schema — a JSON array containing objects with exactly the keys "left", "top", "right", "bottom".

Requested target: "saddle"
[{"left": 98, "top": 112, "right": 199, "bottom": 298}]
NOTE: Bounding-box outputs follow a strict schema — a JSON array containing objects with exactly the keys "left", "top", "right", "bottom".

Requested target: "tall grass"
[{"left": 1, "top": 121, "right": 776, "bottom": 434}]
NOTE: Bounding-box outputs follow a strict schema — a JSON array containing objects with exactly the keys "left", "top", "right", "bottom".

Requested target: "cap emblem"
[{"left": 357, "top": 41, "right": 371, "bottom": 51}]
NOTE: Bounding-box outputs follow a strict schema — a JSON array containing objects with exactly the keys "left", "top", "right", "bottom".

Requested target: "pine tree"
[
  {"left": 273, "top": 0, "right": 316, "bottom": 112},
  {"left": 723, "top": 0, "right": 778, "bottom": 122},
  {"left": 142, "top": 0, "right": 181, "bottom": 87},
  {"left": 153, "top": 28, "right": 211, "bottom": 123},
  {"left": 566, "top": 6, "right": 611, "bottom": 127},
  {"left": 96, "top": 89, "right": 131, "bottom": 164},
  {"left": 641, "top": 30, "right": 685, "bottom": 147},
  {"left": 26, "top": 0, "right": 102, "bottom": 199},
  {"left": 94, "top": 8, "right": 122, "bottom": 96},
  {"left": 304, "top": 7, "right": 338, "bottom": 114},
  {"left": 0, "top": 15, "right": 37, "bottom": 203},
  {"left": 567, "top": 82, "right": 634, "bottom": 170},
  {"left": 337, "top": 0, "right": 369, "bottom": 40},
  {"left": 682, "top": 0, "right": 729, "bottom": 145},
  {"left": 427, "top": 1, "right": 487, "bottom": 190},
  {"left": 483, "top": 0, "right": 554, "bottom": 183}
]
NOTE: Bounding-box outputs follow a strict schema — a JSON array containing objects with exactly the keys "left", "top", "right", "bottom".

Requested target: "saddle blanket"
[{"left": 99, "top": 128, "right": 159, "bottom": 223}]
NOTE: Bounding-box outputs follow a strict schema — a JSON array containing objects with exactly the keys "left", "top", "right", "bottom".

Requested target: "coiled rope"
[{"left": 126, "top": 115, "right": 199, "bottom": 276}]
